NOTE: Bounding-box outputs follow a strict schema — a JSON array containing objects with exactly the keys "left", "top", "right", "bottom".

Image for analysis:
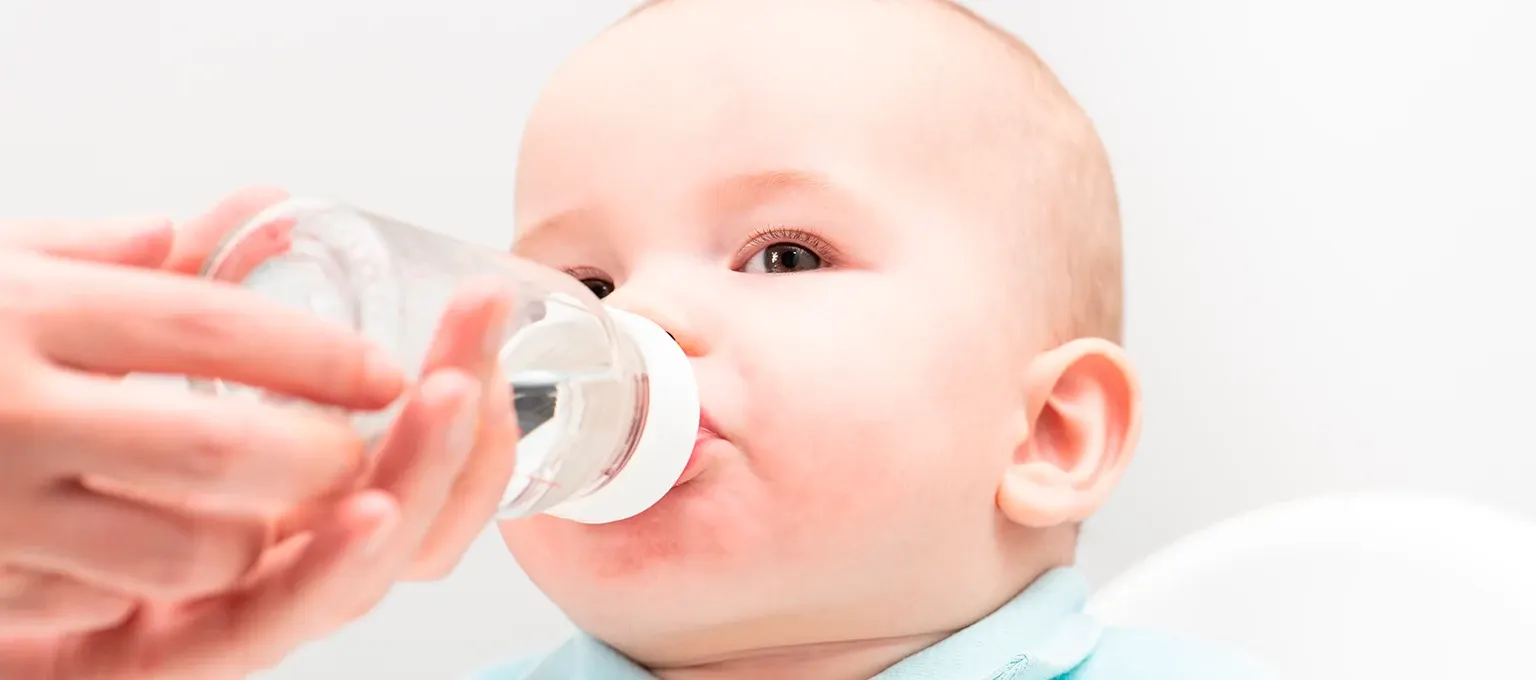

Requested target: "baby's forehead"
[{"left": 518, "top": 0, "right": 1049, "bottom": 219}]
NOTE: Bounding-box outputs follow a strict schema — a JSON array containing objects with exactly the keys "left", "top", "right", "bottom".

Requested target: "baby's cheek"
[
  {"left": 739, "top": 316, "right": 1013, "bottom": 541},
  {"left": 740, "top": 366, "right": 952, "bottom": 538}
]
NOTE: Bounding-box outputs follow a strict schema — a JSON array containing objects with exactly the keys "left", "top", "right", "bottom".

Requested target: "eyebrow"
[
  {"left": 710, "top": 169, "right": 843, "bottom": 209},
  {"left": 514, "top": 205, "right": 600, "bottom": 250},
  {"left": 721, "top": 169, "right": 834, "bottom": 192}
]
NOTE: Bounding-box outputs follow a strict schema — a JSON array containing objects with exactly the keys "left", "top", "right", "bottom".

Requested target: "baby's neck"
[
  {"left": 639, "top": 535, "right": 1074, "bottom": 680},
  {"left": 648, "top": 632, "right": 950, "bottom": 680}
]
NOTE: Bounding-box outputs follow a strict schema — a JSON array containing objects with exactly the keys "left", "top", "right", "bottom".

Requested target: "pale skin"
[
  {"left": 0, "top": 188, "right": 520, "bottom": 679},
  {"left": 502, "top": 1, "right": 1141, "bottom": 679}
]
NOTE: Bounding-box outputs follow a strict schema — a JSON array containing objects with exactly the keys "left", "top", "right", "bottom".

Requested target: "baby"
[{"left": 478, "top": 0, "right": 1267, "bottom": 678}]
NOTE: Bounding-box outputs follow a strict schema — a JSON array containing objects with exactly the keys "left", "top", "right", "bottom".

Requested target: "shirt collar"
[
  {"left": 520, "top": 633, "right": 651, "bottom": 679},
  {"left": 872, "top": 567, "right": 1103, "bottom": 680}
]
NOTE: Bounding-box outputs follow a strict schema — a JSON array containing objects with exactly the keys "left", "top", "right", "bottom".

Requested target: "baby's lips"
[
  {"left": 674, "top": 441, "right": 712, "bottom": 487},
  {"left": 697, "top": 407, "right": 725, "bottom": 441},
  {"left": 674, "top": 416, "right": 723, "bottom": 488}
]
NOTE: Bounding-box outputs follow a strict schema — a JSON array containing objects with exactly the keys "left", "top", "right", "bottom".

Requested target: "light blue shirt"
[{"left": 469, "top": 568, "right": 1274, "bottom": 679}]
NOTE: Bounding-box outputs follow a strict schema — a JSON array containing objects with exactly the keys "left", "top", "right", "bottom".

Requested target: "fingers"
[
  {"left": 27, "top": 373, "right": 365, "bottom": 510},
  {"left": 68, "top": 373, "right": 478, "bottom": 679},
  {"left": 30, "top": 352, "right": 486, "bottom": 679},
  {"left": 404, "top": 366, "right": 519, "bottom": 580},
  {"left": 50, "top": 493, "right": 398, "bottom": 680},
  {"left": 0, "top": 216, "right": 175, "bottom": 268},
  {"left": 18, "top": 256, "right": 403, "bottom": 409},
  {"left": 6, "top": 484, "right": 265, "bottom": 601},
  {"left": 220, "top": 372, "right": 479, "bottom": 669},
  {"left": 400, "top": 284, "right": 523, "bottom": 580},
  {"left": 263, "top": 283, "right": 517, "bottom": 550},
  {"left": 163, "top": 186, "right": 289, "bottom": 275},
  {"left": 219, "top": 491, "right": 397, "bottom": 671},
  {"left": 421, "top": 280, "right": 513, "bottom": 379},
  {"left": 364, "top": 369, "right": 482, "bottom": 580},
  {"left": 0, "top": 567, "right": 137, "bottom": 636}
]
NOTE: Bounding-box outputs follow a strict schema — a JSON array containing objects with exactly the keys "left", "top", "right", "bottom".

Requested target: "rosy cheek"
[{"left": 738, "top": 397, "right": 905, "bottom": 538}]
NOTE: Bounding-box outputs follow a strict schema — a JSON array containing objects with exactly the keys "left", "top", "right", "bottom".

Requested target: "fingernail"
[{"left": 446, "top": 394, "right": 482, "bottom": 462}]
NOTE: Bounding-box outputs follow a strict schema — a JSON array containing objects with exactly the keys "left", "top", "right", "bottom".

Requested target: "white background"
[{"left": 2, "top": 0, "right": 1533, "bottom": 677}]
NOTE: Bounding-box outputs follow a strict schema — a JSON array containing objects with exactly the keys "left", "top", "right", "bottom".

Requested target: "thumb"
[{"left": 0, "top": 217, "right": 175, "bottom": 268}]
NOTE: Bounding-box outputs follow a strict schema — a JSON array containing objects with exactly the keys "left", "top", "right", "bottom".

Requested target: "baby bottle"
[{"left": 189, "top": 198, "right": 698, "bottom": 524}]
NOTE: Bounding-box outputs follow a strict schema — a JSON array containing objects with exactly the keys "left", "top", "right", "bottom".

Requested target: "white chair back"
[{"left": 1088, "top": 492, "right": 1536, "bottom": 679}]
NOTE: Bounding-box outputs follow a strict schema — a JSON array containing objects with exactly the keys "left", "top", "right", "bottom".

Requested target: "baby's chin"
[
  {"left": 498, "top": 465, "right": 761, "bottom": 584},
  {"left": 497, "top": 475, "right": 782, "bottom": 641}
]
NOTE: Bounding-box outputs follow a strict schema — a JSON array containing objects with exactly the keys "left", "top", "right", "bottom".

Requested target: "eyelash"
[
  {"left": 563, "top": 264, "right": 610, "bottom": 284},
  {"left": 731, "top": 226, "right": 842, "bottom": 271},
  {"left": 560, "top": 226, "right": 842, "bottom": 288}
]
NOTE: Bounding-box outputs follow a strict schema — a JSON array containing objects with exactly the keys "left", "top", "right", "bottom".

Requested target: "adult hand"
[
  {"left": 37, "top": 186, "right": 521, "bottom": 581},
  {"left": 0, "top": 188, "right": 522, "bottom": 678},
  {"left": 164, "top": 187, "right": 520, "bottom": 584},
  {"left": 0, "top": 191, "right": 406, "bottom": 639},
  {"left": 6, "top": 281, "right": 521, "bottom": 680}
]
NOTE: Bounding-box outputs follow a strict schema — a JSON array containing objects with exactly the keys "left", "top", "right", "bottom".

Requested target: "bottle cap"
[{"left": 546, "top": 308, "right": 699, "bottom": 524}]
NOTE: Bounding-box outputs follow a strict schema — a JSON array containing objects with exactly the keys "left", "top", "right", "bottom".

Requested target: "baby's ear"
[{"left": 996, "top": 339, "right": 1141, "bottom": 528}]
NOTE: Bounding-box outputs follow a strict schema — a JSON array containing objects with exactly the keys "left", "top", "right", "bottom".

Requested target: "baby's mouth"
[{"left": 673, "top": 425, "right": 720, "bottom": 487}]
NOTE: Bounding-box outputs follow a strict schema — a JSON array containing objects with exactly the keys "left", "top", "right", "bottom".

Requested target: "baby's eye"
[
  {"left": 580, "top": 277, "right": 616, "bottom": 299},
  {"left": 741, "top": 243, "right": 824, "bottom": 274},
  {"left": 563, "top": 266, "right": 616, "bottom": 299}
]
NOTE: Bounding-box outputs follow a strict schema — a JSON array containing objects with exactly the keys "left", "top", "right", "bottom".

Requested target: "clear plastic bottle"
[{"left": 189, "top": 198, "right": 699, "bottom": 524}]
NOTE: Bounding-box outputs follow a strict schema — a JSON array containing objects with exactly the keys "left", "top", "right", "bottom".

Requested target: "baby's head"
[{"left": 503, "top": 0, "right": 1139, "bottom": 674}]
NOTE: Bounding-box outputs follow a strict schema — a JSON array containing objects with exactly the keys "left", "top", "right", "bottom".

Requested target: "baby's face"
[{"left": 503, "top": 0, "right": 1051, "bottom": 663}]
